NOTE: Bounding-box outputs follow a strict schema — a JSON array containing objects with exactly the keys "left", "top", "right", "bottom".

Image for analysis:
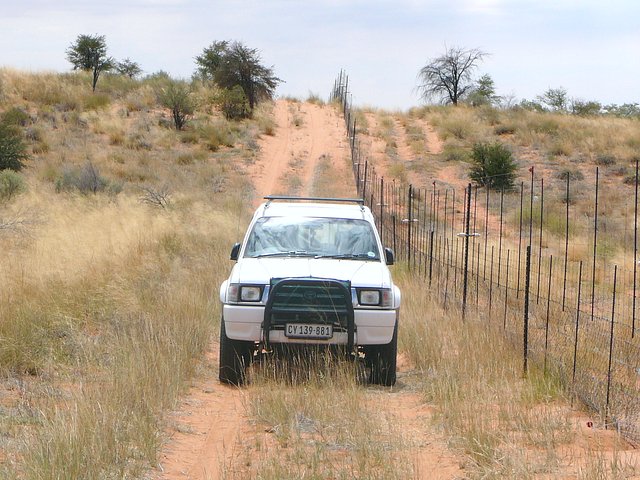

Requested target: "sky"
[{"left": 1, "top": 0, "right": 639, "bottom": 110}]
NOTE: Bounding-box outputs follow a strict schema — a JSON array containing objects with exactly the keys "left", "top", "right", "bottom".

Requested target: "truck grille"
[{"left": 268, "top": 280, "right": 350, "bottom": 327}]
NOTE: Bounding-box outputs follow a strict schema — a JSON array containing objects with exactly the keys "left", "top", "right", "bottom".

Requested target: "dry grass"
[
  {"left": 2, "top": 68, "right": 639, "bottom": 479},
  {"left": 234, "top": 357, "right": 414, "bottom": 479},
  {"left": 396, "top": 268, "right": 638, "bottom": 478},
  {"left": 0, "top": 69, "right": 257, "bottom": 479}
]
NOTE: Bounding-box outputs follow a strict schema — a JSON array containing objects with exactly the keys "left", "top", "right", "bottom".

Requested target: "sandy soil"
[
  {"left": 248, "top": 100, "right": 354, "bottom": 203},
  {"left": 153, "top": 353, "right": 464, "bottom": 480},
  {"left": 152, "top": 100, "right": 640, "bottom": 480}
]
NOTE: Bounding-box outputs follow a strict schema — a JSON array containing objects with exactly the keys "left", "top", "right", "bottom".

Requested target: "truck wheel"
[
  {"left": 366, "top": 323, "right": 397, "bottom": 386},
  {"left": 219, "top": 319, "right": 253, "bottom": 386}
]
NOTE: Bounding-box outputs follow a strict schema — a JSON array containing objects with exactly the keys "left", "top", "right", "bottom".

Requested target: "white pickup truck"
[{"left": 219, "top": 196, "right": 401, "bottom": 385}]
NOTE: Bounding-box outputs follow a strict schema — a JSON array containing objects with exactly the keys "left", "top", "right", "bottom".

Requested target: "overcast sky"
[{"left": 1, "top": 0, "right": 638, "bottom": 110}]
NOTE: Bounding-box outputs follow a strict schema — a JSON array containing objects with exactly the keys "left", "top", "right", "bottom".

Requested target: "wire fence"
[{"left": 330, "top": 71, "right": 640, "bottom": 444}]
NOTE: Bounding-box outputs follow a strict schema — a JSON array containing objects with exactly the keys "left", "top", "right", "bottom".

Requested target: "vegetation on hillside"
[
  {"left": 0, "top": 67, "right": 264, "bottom": 478},
  {"left": 0, "top": 62, "right": 638, "bottom": 478}
]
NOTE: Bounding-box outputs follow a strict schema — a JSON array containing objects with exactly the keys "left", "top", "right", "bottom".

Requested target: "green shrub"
[
  {"left": 0, "top": 123, "right": 28, "bottom": 171},
  {"left": 216, "top": 85, "right": 250, "bottom": 120},
  {"left": 198, "top": 121, "right": 235, "bottom": 151},
  {"left": 0, "top": 169, "right": 26, "bottom": 201},
  {"left": 442, "top": 143, "right": 470, "bottom": 162},
  {"left": 158, "top": 80, "right": 193, "bottom": 130},
  {"left": 1, "top": 106, "right": 31, "bottom": 126},
  {"left": 469, "top": 142, "right": 517, "bottom": 190}
]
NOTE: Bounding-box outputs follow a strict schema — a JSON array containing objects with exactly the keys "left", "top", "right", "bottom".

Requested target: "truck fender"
[{"left": 219, "top": 280, "right": 228, "bottom": 304}]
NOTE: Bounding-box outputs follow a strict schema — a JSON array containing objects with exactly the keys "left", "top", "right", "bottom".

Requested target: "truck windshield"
[{"left": 244, "top": 217, "right": 380, "bottom": 260}]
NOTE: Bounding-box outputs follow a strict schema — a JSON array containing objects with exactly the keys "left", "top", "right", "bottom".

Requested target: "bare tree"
[
  {"left": 418, "top": 46, "right": 487, "bottom": 105},
  {"left": 139, "top": 185, "right": 171, "bottom": 208}
]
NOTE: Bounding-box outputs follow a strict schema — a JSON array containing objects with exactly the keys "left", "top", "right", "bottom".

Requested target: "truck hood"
[{"left": 229, "top": 257, "right": 392, "bottom": 288}]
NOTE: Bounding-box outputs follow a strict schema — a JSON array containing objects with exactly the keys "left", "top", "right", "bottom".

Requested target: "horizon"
[{"left": 1, "top": 1, "right": 639, "bottom": 111}]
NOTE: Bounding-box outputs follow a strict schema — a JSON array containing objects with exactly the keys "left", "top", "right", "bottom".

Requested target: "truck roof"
[{"left": 256, "top": 201, "right": 372, "bottom": 221}]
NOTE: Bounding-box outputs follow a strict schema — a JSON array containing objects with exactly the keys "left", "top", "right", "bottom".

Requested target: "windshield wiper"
[
  {"left": 251, "top": 250, "right": 313, "bottom": 258},
  {"left": 313, "top": 253, "right": 378, "bottom": 260}
]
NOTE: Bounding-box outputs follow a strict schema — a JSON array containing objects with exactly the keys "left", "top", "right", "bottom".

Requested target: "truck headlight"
[
  {"left": 240, "top": 285, "right": 262, "bottom": 302},
  {"left": 227, "top": 284, "right": 263, "bottom": 303},
  {"left": 357, "top": 288, "right": 393, "bottom": 308}
]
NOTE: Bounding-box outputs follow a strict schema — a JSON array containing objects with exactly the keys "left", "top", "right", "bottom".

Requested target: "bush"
[
  {"left": 1, "top": 107, "right": 31, "bottom": 126},
  {"left": 494, "top": 124, "right": 516, "bottom": 135},
  {"left": 158, "top": 80, "right": 193, "bottom": 130},
  {"left": 55, "top": 161, "right": 121, "bottom": 195},
  {"left": 555, "top": 168, "right": 584, "bottom": 182},
  {"left": 198, "top": 121, "right": 235, "bottom": 151},
  {"left": 83, "top": 93, "right": 111, "bottom": 111},
  {"left": 441, "top": 143, "right": 469, "bottom": 162},
  {"left": 216, "top": 85, "right": 251, "bottom": 120},
  {"left": 595, "top": 153, "right": 616, "bottom": 166},
  {"left": 0, "top": 123, "right": 28, "bottom": 171},
  {"left": 469, "top": 142, "right": 517, "bottom": 190},
  {"left": 0, "top": 169, "right": 26, "bottom": 202}
]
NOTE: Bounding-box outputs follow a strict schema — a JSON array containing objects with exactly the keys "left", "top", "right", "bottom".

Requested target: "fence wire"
[{"left": 331, "top": 71, "right": 640, "bottom": 443}]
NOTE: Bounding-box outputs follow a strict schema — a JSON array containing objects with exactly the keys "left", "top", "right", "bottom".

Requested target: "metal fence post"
[
  {"left": 605, "top": 265, "right": 618, "bottom": 425},
  {"left": 524, "top": 245, "right": 532, "bottom": 377},
  {"left": 462, "top": 183, "right": 472, "bottom": 320}
]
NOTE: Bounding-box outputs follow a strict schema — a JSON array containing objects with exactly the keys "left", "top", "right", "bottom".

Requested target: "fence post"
[
  {"left": 517, "top": 182, "right": 524, "bottom": 298},
  {"left": 380, "top": 177, "right": 385, "bottom": 244},
  {"left": 407, "top": 184, "right": 413, "bottom": 267},
  {"left": 429, "top": 230, "right": 434, "bottom": 287},
  {"left": 563, "top": 175, "right": 570, "bottom": 311},
  {"left": 462, "top": 183, "right": 472, "bottom": 320},
  {"left": 362, "top": 161, "right": 369, "bottom": 201},
  {"left": 489, "top": 246, "right": 495, "bottom": 315},
  {"left": 392, "top": 215, "right": 397, "bottom": 261},
  {"left": 537, "top": 178, "right": 544, "bottom": 304},
  {"left": 591, "top": 167, "right": 599, "bottom": 322},
  {"left": 544, "top": 255, "right": 553, "bottom": 373},
  {"left": 523, "top": 245, "right": 532, "bottom": 377},
  {"left": 605, "top": 265, "right": 618, "bottom": 426},
  {"left": 572, "top": 261, "right": 584, "bottom": 403},
  {"left": 634, "top": 158, "right": 638, "bottom": 338},
  {"left": 504, "top": 249, "right": 510, "bottom": 329}
]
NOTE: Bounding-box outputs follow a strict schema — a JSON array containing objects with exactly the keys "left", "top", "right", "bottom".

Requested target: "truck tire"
[
  {"left": 366, "top": 322, "right": 397, "bottom": 386},
  {"left": 219, "top": 319, "right": 253, "bottom": 385}
]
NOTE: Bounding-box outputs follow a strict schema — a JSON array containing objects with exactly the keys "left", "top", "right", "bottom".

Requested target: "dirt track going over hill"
[
  {"left": 152, "top": 101, "right": 640, "bottom": 480},
  {"left": 152, "top": 101, "right": 463, "bottom": 479}
]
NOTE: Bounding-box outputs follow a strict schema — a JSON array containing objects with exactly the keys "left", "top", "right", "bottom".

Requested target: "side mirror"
[
  {"left": 384, "top": 247, "right": 395, "bottom": 265},
  {"left": 230, "top": 243, "right": 241, "bottom": 261}
]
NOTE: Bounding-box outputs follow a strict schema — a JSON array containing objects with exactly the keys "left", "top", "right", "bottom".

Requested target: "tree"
[
  {"left": 467, "top": 74, "right": 500, "bottom": 107},
  {"left": 469, "top": 142, "right": 517, "bottom": 191},
  {"left": 0, "top": 123, "right": 28, "bottom": 171},
  {"left": 571, "top": 99, "right": 602, "bottom": 116},
  {"left": 536, "top": 87, "right": 568, "bottom": 112},
  {"left": 116, "top": 58, "right": 142, "bottom": 79},
  {"left": 66, "top": 34, "right": 115, "bottom": 92},
  {"left": 158, "top": 80, "right": 194, "bottom": 130},
  {"left": 418, "top": 46, "right": 487, "bottom": 105},
  {"left": 195, "top": 40, "right": 282, "bottom": 111}
]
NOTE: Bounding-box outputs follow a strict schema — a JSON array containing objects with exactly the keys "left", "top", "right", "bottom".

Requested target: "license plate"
[{"left": 285, "top": 323, "right": 333, "bottom": 339}]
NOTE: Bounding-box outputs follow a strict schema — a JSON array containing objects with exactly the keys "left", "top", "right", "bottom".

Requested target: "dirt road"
[
  {"left": 152, "top": 100, "right": 464, "bottom": 479},
  {"left": 151, "top": 101, "right": 640, "bottom": 479}
]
